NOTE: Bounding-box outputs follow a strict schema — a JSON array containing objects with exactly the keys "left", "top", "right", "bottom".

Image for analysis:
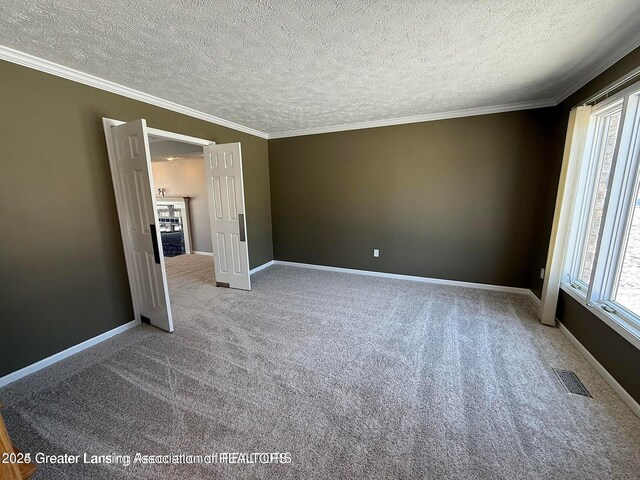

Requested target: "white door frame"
[
  {"left": 104, "top": 118, "right": 213, "bottom": 147},
  {"left": 102, "top": 117, "right": 218, "bottom": 326}
]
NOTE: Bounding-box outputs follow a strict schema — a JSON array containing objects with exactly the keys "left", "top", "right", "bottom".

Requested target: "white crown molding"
[
  {"left": 268, "top": 35, "right": 640, "bottom": 139},
  {"left": 0, "top": 45, "right": 269, "bottom": 139},
  {"left": 1, "top": 42, "right": 554, "bottom": 141},
  {"left": 552, "top": 34, "right": 640, "bottom": 106},
  {"left": 3, "top": 37, "right": 640, "bottom": 141},
  {"left": 267, "top": 99, "right": 557, "bottom": 139}
]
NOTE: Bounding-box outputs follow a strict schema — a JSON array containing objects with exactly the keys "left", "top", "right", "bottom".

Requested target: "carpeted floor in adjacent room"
[{"left": 1, "top": 254, "right": 639, "bottom": 479}]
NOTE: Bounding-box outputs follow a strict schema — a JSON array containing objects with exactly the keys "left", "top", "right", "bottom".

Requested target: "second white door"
[{"left": 203, "top": 142, "right": 251, "bottom": 290}]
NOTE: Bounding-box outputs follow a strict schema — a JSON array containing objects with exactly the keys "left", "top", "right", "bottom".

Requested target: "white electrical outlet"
[
  {"left": 540, "top": 268, "right": 545, "bottom": 280},
  {"left": 373, "top": 249, "right": 380, "bottom": 258}
]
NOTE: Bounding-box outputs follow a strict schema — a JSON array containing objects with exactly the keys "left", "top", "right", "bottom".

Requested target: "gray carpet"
[{"left": 1, "top": 254, "right": 639, "bottom": 479}]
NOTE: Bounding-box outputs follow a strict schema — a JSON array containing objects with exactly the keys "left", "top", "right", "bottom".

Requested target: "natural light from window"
[
  {"left": 565, "top": 84, "right": 640, "bottom": 340},
  {"left": 613, "top": 194, "right": 640, "bottom": 315},
  {"left": 578, "top": 110, "right": 620, "bottom": 284}
]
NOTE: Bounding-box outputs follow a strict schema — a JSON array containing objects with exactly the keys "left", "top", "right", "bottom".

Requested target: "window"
[
  {"left": 569, "top": 104, "right": 622, "bottom": 287},
  {"left": 612, "top": 184, "right": 640, "bottom": 313},
  {"left": 565, "top": 82, "right": 640, "bottom": 341}
]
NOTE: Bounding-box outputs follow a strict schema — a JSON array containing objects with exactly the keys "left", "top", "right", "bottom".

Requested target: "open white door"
[
  {"left": 110, "top": 119, "right": 174, "bottom": 331},
  {"left": 203, "top": 142, "right": 251, "bottom": 290}
]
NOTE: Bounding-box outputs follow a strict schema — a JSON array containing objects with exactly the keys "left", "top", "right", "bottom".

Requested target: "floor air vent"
[{"left": 553, "top": 368, "right": 592, "bottom": 398}]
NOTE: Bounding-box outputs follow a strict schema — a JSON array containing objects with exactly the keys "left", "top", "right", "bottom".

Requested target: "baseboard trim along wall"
[
  {"left": 271, "top": 260, "right": 640, "bottom": 417},
  {"left": 5, "top": 261, "right": 636, "bottom": 420},
  {"left": 558, "top": 322, "right": 640, "bottom": 419},
  {"left": 250, "top": 260, "right": 275, "bottom": 275},
  {"left": 227, "top": 255, "right": 640, "bottom": 419},
  {"left": 527, "top": 290, "right": 541, "bottom": 306},
  {"left": 273, "top": 260, "right": 531, "bottom": 295},
  {"left": 0, "top": 319, "right": 138, "bottom": 388},
  {"left": 192, "top": 253, "right": 273, "bottom": 274},
  {"left": 506, "top": 289, "right": 639, "bottom": 418},
  {"left": 192, "top": 251, "right": 214, "bottom": 257}
]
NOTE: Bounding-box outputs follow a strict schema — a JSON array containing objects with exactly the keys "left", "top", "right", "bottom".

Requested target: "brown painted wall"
[
  {"left": 0, "top": 60, "right": 272, "bottom": 377},
  {"left": 269, "top": 109, "right": 554, "bottom": 287},
  {"left": 530, "top": 46, "right": 640, "bottom": 403}
]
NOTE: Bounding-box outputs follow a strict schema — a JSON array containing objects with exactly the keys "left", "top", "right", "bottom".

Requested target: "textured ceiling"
[
  {"left": 1, "top": 1, "right": 640, "bottom": 135},
  {"left": 149, "top": 139, "right": 203, "bottom": 162},
  {"left": 151, "top": 152, "right": 204, "bottom": 163}
]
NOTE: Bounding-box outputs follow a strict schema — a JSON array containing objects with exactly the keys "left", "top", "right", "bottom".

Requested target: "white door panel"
[
  {"left": 204, "top": 143, "right": 251, "bottom": 290},
  {"left": 111, "top": 119, "right": 174, "bottom": 331}
]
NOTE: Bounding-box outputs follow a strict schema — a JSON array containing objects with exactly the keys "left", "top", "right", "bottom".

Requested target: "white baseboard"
[
  {"left": 250, "top": 260, "right": 275, "bottom": 275},
  {"left": 273, "top": 260, "right": 530, "bottom": 295},
  {"left": 0, "top": 319, "right": 139, "bottom": 388},
  {"left": 192, "top": 253, "right": 274, "bottom": 274},
  {"left": 558, "top": 321, "right": 640, "bottom": 419},
  {"left": 527, "top": 289, "right": 541, "bottom": 306}
]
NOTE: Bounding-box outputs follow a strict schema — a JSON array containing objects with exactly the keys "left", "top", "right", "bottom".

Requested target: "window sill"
[{"left": 560, "top": 282, "right": 640, "bottom": 351}]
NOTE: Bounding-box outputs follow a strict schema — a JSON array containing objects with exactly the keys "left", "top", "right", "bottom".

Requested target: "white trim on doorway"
[
  {"left": 103, "top": 117, "right": 217, "bottom": 328},
  {"left": 107, "top": 118, "right": 213, "bottom": 147},
  {"left": 0, "top": 320, "right": 138, "bottom": 388}
]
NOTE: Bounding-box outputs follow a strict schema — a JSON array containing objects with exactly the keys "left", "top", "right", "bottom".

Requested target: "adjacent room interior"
[
  {"left": 149, "top": 134, "right": 220, "bottom": 327},
  {"left": 0, "top": 1, "right": 639, "bottom": 479},
  {"left": 149, "top": 135, "right": 207, "bottom": 258}
]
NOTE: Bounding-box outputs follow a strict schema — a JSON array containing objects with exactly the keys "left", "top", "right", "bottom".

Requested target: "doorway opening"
[
  {"left": 149, "top": 134, "right": 205, "bottom": 258},
  {"left": 102, "top": 118, "right": 251, "bottom": 334}
]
